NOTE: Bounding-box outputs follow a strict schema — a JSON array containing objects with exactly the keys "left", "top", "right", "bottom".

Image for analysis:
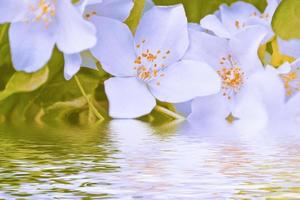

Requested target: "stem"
[
  {"left": 74, "top": 75, "right": 105, "bottom": 121},
  {"left": 0, "top": 24, "right": 8, "bottom": 43},
  {"left": 154, "top": 105, "right": 185, "bottom": 120}
]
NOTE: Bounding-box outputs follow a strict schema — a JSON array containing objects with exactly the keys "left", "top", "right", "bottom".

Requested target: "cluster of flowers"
[{"left": 1, "top": 0, "right": 300, "bottom": 128}]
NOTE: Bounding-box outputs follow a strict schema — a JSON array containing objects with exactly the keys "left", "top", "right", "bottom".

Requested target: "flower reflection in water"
[{"left": 1, "top": 121, "right": 300, "bottom": 199}]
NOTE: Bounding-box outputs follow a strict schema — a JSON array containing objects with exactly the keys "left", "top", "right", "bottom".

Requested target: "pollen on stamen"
[
  {"left": 235, "top": 20, "right": 240, "bottom": 29},
  {"left": 217, "top": 66, "right": 245, "bottom": 100},
  {"left": 280, "top": 69, "right": 300, "bottom": 97}
]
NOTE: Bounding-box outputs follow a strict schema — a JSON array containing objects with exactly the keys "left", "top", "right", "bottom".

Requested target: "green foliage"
[
  {"left": 272, "top": 0, "right": 300, "bottom": 40},
  {"left": 125, "top": 0, "right": 146, "bottom": 34},
  {"left": 153, "top": 0, "right": 267, "bottom": 22},
  {"left": 0, "top": 67, "right": 49, "bottom": 101}
]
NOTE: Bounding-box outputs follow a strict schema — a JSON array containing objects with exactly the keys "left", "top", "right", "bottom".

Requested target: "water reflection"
[{"left": 1, "top": 121, "right": 300, "bottom": 199}]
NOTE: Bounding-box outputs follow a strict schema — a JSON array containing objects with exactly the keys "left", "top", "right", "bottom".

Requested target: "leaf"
[
  {"left": 0, "top": 66, "right": 49, "bottom": 101},
  {"left": 125, "top": 0, "right": 146, "bottom": 34},
  {"left": 272, "top": 0, "right": 300, "bottom": 40},
  {"left": 153, "top": 0, "right": 267, "bottom": 22}
]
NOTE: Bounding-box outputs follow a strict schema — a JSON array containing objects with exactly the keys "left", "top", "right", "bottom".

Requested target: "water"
[{"left": 1, "top": 120, "right": 300, "bottom": 199}]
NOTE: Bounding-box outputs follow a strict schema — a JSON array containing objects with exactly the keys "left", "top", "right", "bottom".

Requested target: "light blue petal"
[
  {"left": 64, "top": 53, "right": 82, "bottom": 80},
  {"left": 90, "top": 16, "right": 136, "bottom": 77},
  {"left": 0, "top": 0, "right": 27, "bottom": 23},
  {"left": 184, "top": 29, "right": 229, "bottom": 70},
  {"left": 149, "top": 60, "right": 221, "bottom": 103},
  {"left": 135, "top": 5, "right": 189, "bottom": 66},
  {"left": 55, "top": 0, "right": 97, "bottom": 54},
  {"left": 9, "top": 22, "right": 55, "bottom": 72},
  {"left": 85, "top": 0, "right": 133, "bottom": 21},
  {"left": 105, "top": 77, "right": 156, "bottom": 118},
  {"left": 229, "top": 26, "right": 267, "bottom": 74},
  {"left": 200, "top": 14, "right": 231, "bottom": 38}
]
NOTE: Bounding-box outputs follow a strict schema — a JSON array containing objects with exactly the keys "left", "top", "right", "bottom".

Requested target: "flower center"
[
  {"left": 27, "top": 0, "right": 56, "bottom": 27},
  {"left": 280, "top": 67, "right": 300, "bottom": 97},
  {"left": 217, "top": 55, "right": 245, "bottom": 100},
  {"left": 250, "top": 12, "right": 270, "bottom": 21},
  {"left": 133, "top": 40, "right": 170, "bottom": 86},
  {"left": 84, "top": 11, "right": 97, "bottom": 20},
  {"left": 234, "top": 20, "right": 245, "bottom": 29}
]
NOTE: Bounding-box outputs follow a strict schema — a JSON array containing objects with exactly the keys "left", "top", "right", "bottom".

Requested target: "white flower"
[
  {"left": 0, "top": 0, "right": 97, "bottom": 72},
  {"left": 277, "top": 37, "right": 300, "bottom": 59},
  {"left": 90, "top": 5, "right": 221, "bottom": 118},
  {"left": 270, "top": 59, "right": 300, "bottom": 123},
  {"left": 200, "top": 0, "right": 280, "bottom": 42},
  {"left": 63, "top": 0, "right": 134, "bottom": 80},
  {"left": 185, "top": 26, "right": 271, "bottom": 128}
]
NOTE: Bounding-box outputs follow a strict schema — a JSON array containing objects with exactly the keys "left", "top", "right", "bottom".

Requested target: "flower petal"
[
  {"left": 85, "top": 0, "right": 133, "bottom": 21},
  {"left": 0, "top": 0, "right": 27, "bottom": 23},
  {"left": 9, "top": 22, "right": 55, "bottom": 72},
  {"left": 64, "top": 53, "right": 82, "bottom": 80},
  {"left": 149, "top": 60, "right": 221, "bottom": 103},
  {"left": 55, "top": 0, "right": 97, "bottom": 54},
  {"left": 264, "top": 0, "right": 280, "bottom": 23},
  {"left": 134, "top": 5, "right": 189, "bottom": 66},
  {"left": 105, "top": 77, "right": 156, "bottom": 118},
  {"left": 175, "top": 100, "right": 192, "bottom": 117},
  {"left": 286, "top": 93, "right": 300, "bottom": 123},
  {"left": 241, "top": 68, "right": 285, "bottom": 119},
  {"left": 77, "top": 0, "right": 103, "bottom": 14},
  {"left": 229, "top": 26, "right": 267, "bottom": 74},
  {"left": 90, "top": 17, "right": 136, "bottom": 77},
  {"left": 184, "top": 29, "right": 229, "bottom": 70},
  {"left": 277, "top": 37, "right": 300, "bottom": 58},
  {"left": 200, "top": 14, "right": 231, "bottom": 38},
  {"left": 232, "top": 93, "right": 269, "bottom": 133},
  {"left": 188, "top": 94, "right": 230, "bottom": 123},
  {"left": 219, "top": 1, "right": 260, "bottom": 33}
]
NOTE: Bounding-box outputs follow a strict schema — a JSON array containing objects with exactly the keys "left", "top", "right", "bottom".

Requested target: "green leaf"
[
  {"left": 0, "top": 66, "right": 49, "bottom": 101},
  {"left": 125, "top": 0, "right": 146, "bottom": 34},
  {"left": 272, "top": 0, "right": 300, "bottom": 40},
  {"left": 153, "top": 0, "right": 267, "bottom": 22}
]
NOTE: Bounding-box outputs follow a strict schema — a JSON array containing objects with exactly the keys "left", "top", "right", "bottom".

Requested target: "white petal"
[
  {"left": 90, "top": 17, "right": 136, "bottom": 77},
  {"left": 188, "top": 94, "right": 230, "bottom": 123},
  {"left": 242, "top": 68, "right": 285, "bottom": 119},
  {"left": 233, "top": 93, "right": 269, "bottom": 133},
  {"left": 64, "top": 53, "right": 82, "bottom": 80},
  {"left": 0, "top": 0, "right": 27, "bottom": 23},
  {"left": 134, "top": 5, "right": 189, "bottom": 66},
  {"left": 85, "top": 0, "right": 133, "bottom": 21},
  {"left": 55, "top": 0, "right": 97, "bottom": 54},
  {"left": 105, "top": 77, "right": 156, "bottom": 118},
  {"left": 200, "top": 14, "right": 231, "bottom": 38},
  {"left": 229, "top": 26, "right": 267, "bottom": 74},
  {"left": 219, "top": 2, "right": 260, "bottom": 33},
  {"left": 175, "top": 100, "right": 192, "bottom": 117},
  {"left": 264, "top": 0, "right": 280, "bottom": 22},
  {"left": 9, "top": 22, "right": 55, "bottom": 72},
  {"left": 286, "top": 93, "right": 300, "bottom": 122},
  {"left": 149, "top": 60, "right": 221, "bottom": 103},
  {"left": 184, "top": 29, "right": 229, "bottom": 70},
  {"left": 77, "top": 0, "right": 103, "bottom": 14},
  {"left": 277, "top": 37, "right": 300, "bottom": 58}
]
